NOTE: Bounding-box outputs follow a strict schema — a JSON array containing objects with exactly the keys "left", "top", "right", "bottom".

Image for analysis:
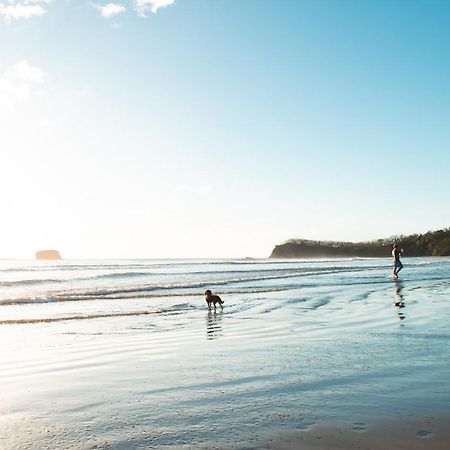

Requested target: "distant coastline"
[{"left": 270, "top": 228, "right": 450, "bottom": 258}]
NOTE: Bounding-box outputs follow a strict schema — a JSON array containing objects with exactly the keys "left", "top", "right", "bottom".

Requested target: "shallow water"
[{"left": 0, "top": 258, "right": 449, "bottom": 449}]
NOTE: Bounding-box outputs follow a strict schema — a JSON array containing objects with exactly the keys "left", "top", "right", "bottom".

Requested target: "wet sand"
[
  {"left": 0, "top": 413, "right": 109, "bottom": 450},
  {"left": 263, "top": 418, "right": 450, "bottom": 450},
  {"left": 1, "top": 414, "right": 449, "bottom": 449}
]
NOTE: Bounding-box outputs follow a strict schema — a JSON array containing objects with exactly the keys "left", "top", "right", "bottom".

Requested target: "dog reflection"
[{"left": 206, "top": 309, "right": 223, "bottom": 340}]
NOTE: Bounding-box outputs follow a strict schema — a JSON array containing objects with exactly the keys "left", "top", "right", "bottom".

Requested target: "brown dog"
[{"left": 204, "top": 290, "right": 224, "bottom": 309}]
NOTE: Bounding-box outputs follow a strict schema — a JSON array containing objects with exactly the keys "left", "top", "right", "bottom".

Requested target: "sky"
[{"left": 1, "top": 0, "right": 449, "bottom": 259}]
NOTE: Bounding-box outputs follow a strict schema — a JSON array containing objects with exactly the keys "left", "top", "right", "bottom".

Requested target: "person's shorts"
[{"left": 394, "top": 261, "right": 403, "bottom": 270}]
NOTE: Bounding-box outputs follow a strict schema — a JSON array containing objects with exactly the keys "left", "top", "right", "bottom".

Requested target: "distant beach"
[{"left": 1, "top": 258, "right": 449, "bottom": 449}]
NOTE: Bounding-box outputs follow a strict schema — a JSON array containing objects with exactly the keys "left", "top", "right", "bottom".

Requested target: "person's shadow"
[
  {"left": 394, "top": 280, "right": 406, "bottom": 321},
  {"left": 206, "top": 309, "right": 223, "bottom": 340}
]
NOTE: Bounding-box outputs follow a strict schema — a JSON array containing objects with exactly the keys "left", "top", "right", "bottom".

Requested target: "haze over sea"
[{"left": 1, "top": 257, "right": 449, "bottom": 448}]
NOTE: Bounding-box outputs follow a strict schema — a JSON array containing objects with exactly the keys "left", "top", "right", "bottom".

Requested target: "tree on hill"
[{"left": 270, "top": 228, "right": 450, "bottom": 258}]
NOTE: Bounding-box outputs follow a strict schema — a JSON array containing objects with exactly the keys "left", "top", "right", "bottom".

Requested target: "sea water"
[{"left": 0, "top": 258, "right": 449, "bottom": 448}]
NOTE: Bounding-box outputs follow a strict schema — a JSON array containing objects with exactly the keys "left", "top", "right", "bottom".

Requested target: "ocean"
[{"left": 0, "top": 257, "right": 449, "bottom": 448}]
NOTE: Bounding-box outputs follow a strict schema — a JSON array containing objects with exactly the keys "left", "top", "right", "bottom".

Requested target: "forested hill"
[{"left": 270, "top": 228, "right": 450, "bottom": 258}]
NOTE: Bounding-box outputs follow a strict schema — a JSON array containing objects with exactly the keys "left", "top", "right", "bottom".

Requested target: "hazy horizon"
[
  {"left": 3, "top": 225, "right": 448, "bottom": 260},
  {"left": 2, "top": 0, "right": 450, "bottom": 259}
]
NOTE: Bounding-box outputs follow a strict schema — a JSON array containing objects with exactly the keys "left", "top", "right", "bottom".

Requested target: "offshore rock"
[{"left": 35, "top": 249, "right": 62, "bottom": 260}]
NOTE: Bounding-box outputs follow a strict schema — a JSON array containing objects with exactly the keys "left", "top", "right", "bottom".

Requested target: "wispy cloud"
[
  {"left": 0, "top": 0, "right": 51, "bottom": 24},
  {"left": 93, "top": 2, "right": 126, "bottom": 18},
  {"left": 1, "top": 0, "right": 175, "bottom": 23},
  {"left": 0, "top": 61, "right": 45, "bottom": 106},
  {"left": 134, "top": 0, "right": 175, "bottom": 17}
]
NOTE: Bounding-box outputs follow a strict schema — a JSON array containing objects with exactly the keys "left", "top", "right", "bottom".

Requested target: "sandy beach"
[
  {"left": 0, "top": 258, "right": 449, "bottom": 449},
  {"left": 262, "top": 418, "right": 450, "bottom": 450},
  {"left": 2, "top": 415, "right": 450, "bottom": 449}
]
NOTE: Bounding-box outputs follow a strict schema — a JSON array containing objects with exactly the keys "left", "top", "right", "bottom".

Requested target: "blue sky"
[{"left": 1, "top": 0, "right": 449, "bottom": 258}]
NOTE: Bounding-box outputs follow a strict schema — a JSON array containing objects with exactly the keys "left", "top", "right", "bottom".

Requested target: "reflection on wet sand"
[
  {"left": 394, "top": 281, "right": 406, "bottom": 321},
  {"left": 206, "top": 310, "right": 223, "bottom": 340}
]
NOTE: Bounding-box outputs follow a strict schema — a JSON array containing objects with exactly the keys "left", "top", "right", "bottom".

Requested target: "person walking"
[{"left": 392, "top": 243, "right": 404, "bottom": 279}]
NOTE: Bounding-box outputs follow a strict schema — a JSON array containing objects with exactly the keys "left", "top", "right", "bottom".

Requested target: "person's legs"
[{"left": 393, "top": 261, "right": 403, "bottom": 278}]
